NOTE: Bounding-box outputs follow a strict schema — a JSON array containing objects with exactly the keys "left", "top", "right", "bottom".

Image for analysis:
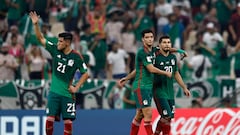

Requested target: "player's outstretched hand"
[
  {"left": 183, "top": 88, "right": 191, "bottom": 97},
  {"left": 180, "top": 51, "right": 188, "bottom": 60},
  {"left": 165, "top": 71, "right": 172, "bottom": 78},
  {"left": 29, "top": 11, "right": 39, "bottom": 25},
  {"left": 68, "top": 85, "right": 78, "bottom": 93},
  {"left": 119, "top": 77, "right": 127, "bottom": 86}
]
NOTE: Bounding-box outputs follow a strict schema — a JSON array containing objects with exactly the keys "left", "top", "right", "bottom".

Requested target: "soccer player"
[
  {"left": 153, "top": 35, "right": 191, "bottom": 135},
  {"left": 29, "top": 11, "right": 89, "bottom": 135},
  {"left": 120, "top": 29, "right": 172, "bottom": 135}
]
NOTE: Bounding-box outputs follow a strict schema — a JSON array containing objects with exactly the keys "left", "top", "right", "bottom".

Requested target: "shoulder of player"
[
  {"left": 46, "top": 40, "right": 55, "bottom": 46},
  {"left": 71, "top": 50, "right": 84, "bottom": 59}
]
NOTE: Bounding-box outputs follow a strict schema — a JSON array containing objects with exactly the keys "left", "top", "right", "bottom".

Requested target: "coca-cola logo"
[{"left": 152, "top": 109, "right": 240, "bottom": 135}]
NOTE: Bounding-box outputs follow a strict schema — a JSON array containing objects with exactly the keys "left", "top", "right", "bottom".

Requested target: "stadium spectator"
[
  {"left": 32, "top": 0, "right": 51, "bottom": 22},
  {"left": 85, "top": 4, "right": 106, "bottom": 39},
  {"left": 6, "top": 25, "right": 24, "bottom": 46},
  {"left": 107, "top": 41, "right": 130, "bottom": 80},
  {"left": 26, "top": 45, "right": 47, "bottom": 80},
  {"left": 214, "top": 0, "right": 234, "bottom": 34},
  {"left": 8, "top": 34, "right": 24, "bottom": 79},
  {"left": 132, "top": 4, "right": 154, "bottom": 48},
  {"left": 105, "top": 7, "right": 124, "bottom": 49},
  {"left": 0, "top": 13, "right": 8, "bottom": 43},
  {"left": 186, "top": 46, "right": 212, "bottom": 82},
  {"left": 89, "top": 33, "right": 108, "bottom": 79},
  {"left": 0, "top": 43, "right": 18, "bottom": 80},
  {"left": 154, "top": 0, "right": 173, "bottom": 35},
  {"left": 228, "top": 3, "right": 240, "bottom": 48},
  {"left": 6, "top": 0, "right": 22, "bottom": 27}
]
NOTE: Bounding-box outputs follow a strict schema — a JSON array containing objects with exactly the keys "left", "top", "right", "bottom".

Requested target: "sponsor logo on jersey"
[
  {"left": 160, "top": 62, "right": 164, "bottom": 65},
  {"left": 171, "top": 59, "right": 175, "bottom": 65},
  {"left": 68, "top": 60, "right": 74, "bottom": 66}
]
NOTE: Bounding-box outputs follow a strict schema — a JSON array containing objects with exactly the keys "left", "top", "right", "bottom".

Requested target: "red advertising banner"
[{"left": 139, "top": 108, "right": 240, "bottom": 135}]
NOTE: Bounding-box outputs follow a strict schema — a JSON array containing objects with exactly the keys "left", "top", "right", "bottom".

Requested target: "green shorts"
[
  {"left": 153, "top": 97, "right": 175, "bottom": 118},
  {"left": 134, "top": 88, "right": 153, "bottom": 108},
  {"left": 46, "top": 91, "right": 76, "bottom": 121}
]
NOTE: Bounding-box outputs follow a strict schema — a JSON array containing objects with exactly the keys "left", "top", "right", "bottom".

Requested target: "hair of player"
[
  {"left": 58, "top": 32, "right": 73, "bottom": 42},
  {"left": 141, "top": 29, "right": 154, "bottom": 38},
  {"left": 158, "top": 35, "right": 170, "bottom": 43}
]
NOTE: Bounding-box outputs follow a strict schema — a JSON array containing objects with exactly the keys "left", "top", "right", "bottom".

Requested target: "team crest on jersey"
[
  {"left": 143, "top": 100, "right": 148, "bottom": 105},
  {"left": 68, "top": 59, "right": 74, "bottom": 66},
  {"left": 57, "top": 55, "right": 61, "bottom": 58},
  {"left": 171, "top": 59, "right": 175, "bottom": 65}
]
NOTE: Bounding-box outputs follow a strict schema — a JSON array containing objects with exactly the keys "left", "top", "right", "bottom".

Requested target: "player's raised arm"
[
  {"left": 29, "top": 11, "right": 46, "bottom": 47},
  {"left": 170, "top": 48, "right": 188, "bottom": 60}
]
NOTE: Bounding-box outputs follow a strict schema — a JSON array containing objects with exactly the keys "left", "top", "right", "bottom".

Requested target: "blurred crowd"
[{"left": 0, "top": 0, "right": 240, "bottom": 84}]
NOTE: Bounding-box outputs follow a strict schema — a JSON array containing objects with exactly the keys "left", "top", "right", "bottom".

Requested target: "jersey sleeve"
[
  {"left": 173, "top": 55, "right": 178, "bottom": 72},
  {"left": 76, "top": 56, "right": 88, "bottom": 74},
  {"left": 45, "top": 40, "right": 57, "bottom": 56}
]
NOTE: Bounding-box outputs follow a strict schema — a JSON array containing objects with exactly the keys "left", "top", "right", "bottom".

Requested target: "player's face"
[
  {"left": 160, "top": 38, "right": 171, "bottom": 52},
  {"left": 142, "top": 33, "right": 154, "bottom": 47},
  {"left": 57, "top": 37, "right": 67, "bottom": 51}
]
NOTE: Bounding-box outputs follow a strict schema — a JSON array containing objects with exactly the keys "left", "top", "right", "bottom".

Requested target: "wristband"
[{"left": 177, "top": 49, "right": 185, "bottom": 54}]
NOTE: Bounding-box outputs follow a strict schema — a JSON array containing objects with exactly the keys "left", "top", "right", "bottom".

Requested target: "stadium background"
[{"left": 0, "top": 0, "right": 240, "bottom": 134}]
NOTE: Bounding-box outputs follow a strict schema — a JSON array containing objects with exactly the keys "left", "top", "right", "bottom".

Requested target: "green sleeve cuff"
[{"left": 177, "top": 49, "right": 185, "bottom": 54}]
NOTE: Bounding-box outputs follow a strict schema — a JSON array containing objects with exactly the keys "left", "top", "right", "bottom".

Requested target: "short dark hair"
[
  {"left": 141, "top": 29, "right": 154, "bottom": 38},
  {"left": 159, "top": 35, "right": 170, "bottom": 43},
  {"left": 58, "top": 32, "right": 73, "bottom": 41}
]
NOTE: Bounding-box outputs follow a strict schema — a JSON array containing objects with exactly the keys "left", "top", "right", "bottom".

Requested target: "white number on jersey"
[
  {"left": 164, "top": 66, "right": 173, "bottom": 73},
  {"left": 67, "top": 103, "right": 76, "bottom": 113},
  {"left": 57, "top": 62, "right": 66, "bottom": 73}
]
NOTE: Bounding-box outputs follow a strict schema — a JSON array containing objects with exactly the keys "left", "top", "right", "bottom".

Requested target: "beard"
[{"left": 163, "top": 48, "right": 170, "bottom": 53}]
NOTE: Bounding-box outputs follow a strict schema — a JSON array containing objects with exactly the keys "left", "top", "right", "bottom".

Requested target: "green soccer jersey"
[
  {"left": 153, "top": 53, "right": 178, "bottom": 99},
  {"left": 132, "top": 46, "right": 156, "bottom": 90},
  {"left": 45, "top": 40, "right": 88, "bottom": 98}
]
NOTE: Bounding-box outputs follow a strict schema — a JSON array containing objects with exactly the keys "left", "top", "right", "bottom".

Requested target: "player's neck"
[
  {"left": 160, "top": 49, "right": 169, "bottom": 56},
  {"left": 144, "top": 44, "right": 152, "bottom": 51},
  {"left": 63, "top": 47, "right": 72, "bottom": 55}
]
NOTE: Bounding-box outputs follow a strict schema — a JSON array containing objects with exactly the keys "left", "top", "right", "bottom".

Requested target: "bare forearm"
[
  {"left": 125, "top": 69, "right": 136, "bottom": 80},
  {"left": 175, "top": 71, "right": 187, "bottom": 89},
  {"left": 33, "top": 23, "right": 46, "bottom": 47},
  {"left": 147, "top": 64, "right": 167, "bottom": 75},
  {"left": 75, "top": 72, "right": 89, "bottom": 89}
]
